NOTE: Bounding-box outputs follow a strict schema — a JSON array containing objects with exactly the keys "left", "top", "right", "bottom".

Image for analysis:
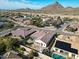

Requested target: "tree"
[
  {"left": 57, "top": 17, "right": 63, "bottom": 25},
  {"left": 0, "top": 37, "right": 17, "bottom": 53},
  {"left": 45, "top": 18, "right": 54, "bottom": 26},
  {"left": 66, "top": 26, "right": 78, "bottom": 32},
  {"left": 55, "top": 17, "right": 63, "bottom": 28},
  {"left": 28, "top": 50, "right": 39, "bottom": 59},
  {"left": 3, "top": 37, "right": 17, "bottom": 51},
  {"left": 63, "top": 17, "right": 72, "bottom": 23},
  {"left": 4, "top": 21, "right": 14, "bottom": 28},
  {"left": 17, "top": 13, "right": 22, "bottom": 18},
  {"left": 31, "top": 17, "right": 43, "bottom": 27},
  {"left": 33, "top": 51, "right": 39, "bottom": 57},
  {"left": 0, "top": 41, "right": 6, "bottom": 55},
  {"left": 42, "top": 49, "right": 52, "bottom": 57}
]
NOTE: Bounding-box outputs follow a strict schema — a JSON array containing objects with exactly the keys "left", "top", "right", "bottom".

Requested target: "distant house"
[
  {"left": 42, "top": 18, "right": 50, "bottom": 22},
  {"left": 23, "top": 20, "right": 32, "bottom": 25},
  {"left": 15, "top": 17, "right": 32, "bottom": 25},
  {"left": 12, "top": 28, "right": 36, "bottom": 37},
  {"left": 15, "top": 18, "right": 25, "bottom": 22},
  {"left": 46, "top": 18, "right": 54, "bottom": 24}
]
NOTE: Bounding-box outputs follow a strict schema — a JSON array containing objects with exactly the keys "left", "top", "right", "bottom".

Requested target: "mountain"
[
  {"left": 1, "top": 1, "right": 79, "bottom": 15},
  {"left": 41, "top": 2, "right": 64, "bottom": 13},
  {"left": 40, "top": 2, "right": 79, "bottom": 15}
]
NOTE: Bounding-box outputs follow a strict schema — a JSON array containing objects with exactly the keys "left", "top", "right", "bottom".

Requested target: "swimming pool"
[{"left": 52, "top": 53, "right": 66, "bottom": 59}]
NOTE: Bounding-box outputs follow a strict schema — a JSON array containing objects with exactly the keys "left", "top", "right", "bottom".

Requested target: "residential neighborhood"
[{"left": 0, "top": 0, "right": 79, "bottom": 59}]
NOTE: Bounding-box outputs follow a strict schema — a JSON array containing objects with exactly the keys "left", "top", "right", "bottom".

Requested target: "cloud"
[{"left": 0, "top": 0, "right": 43, "bottom": 9}]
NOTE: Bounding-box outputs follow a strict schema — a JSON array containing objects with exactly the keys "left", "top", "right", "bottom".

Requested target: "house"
[
  {"left": 38, "top": 31, "right": 56, "bottom": 48},
  {"left": 30, "top": 30, "right": 46, "bottom": 40},
  {"left": 15, "top": 18, "right": 25, "bottom": 22},
  {"left": 31, "top": 30, "right": 56, "bottom": 48},
  {"left": 15, "top": 17, "right": 32, "bottom": 25},
  {"left": 55, "top": 40, "right": 78, "bottom": 54},
  {"left": 53, "top": 40, "right": 79, "bottom": 58},
  {"left": 55, "top": 34, "right": 79, "bottom": 57},
  {"left": 42, "top": 18, "right": 50, "bottom": 22},
  {"left": 45, "top": 18, "right": 54, "bottom": 25},
  {"left": 12, "top": 28, "right": 36, "bottom": 37},
  {"left": 23, "top": 20, "right": 32, "bottom": 25},
  {"left": 30, "top": 31, "right": 46, "bottom": 46}
]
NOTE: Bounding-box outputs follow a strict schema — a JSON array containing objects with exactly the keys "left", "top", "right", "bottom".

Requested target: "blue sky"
[{"left": 0, "top": 0, "right": 79, "bottom": 10}]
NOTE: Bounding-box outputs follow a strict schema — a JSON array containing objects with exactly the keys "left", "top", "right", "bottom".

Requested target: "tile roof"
[
  {"left": 25, "top": 29, "right": 36, "bottom": 36},
  {"left": 40, "top": 31, "right": 56, "bottom": 44},
  {"left": 12, "top": 28, "right": 36, "bottom": 37},
  {"left": 30, "top": 30, "right": 46, "bottom": 39}
]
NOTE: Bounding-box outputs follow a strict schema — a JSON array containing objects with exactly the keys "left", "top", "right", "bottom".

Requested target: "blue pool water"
[{"left": 52, "top": 54, "right": 66, "bottom": 59}]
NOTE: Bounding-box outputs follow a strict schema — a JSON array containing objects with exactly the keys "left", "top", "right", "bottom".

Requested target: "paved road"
[
  {"left": 10, "top": 19, "right": 79, "bottom": 36},
  {"left": 0, "top": 19, "right": 79, "bottom": 37}
]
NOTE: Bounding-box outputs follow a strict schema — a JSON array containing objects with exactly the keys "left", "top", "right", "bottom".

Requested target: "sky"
[{"left": 0, "top": 0, "right": 79, "bottom": 10}]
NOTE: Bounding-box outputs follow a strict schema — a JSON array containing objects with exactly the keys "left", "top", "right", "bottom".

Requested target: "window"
[{"left": 41, "top": 43, "right": 43, "bottom": 46}]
